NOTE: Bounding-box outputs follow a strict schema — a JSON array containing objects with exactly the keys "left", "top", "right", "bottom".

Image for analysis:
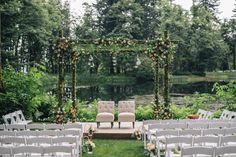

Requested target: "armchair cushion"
[
  {"left": 118, "top": 112, "right": 135, "bottom": 122},
  {"left": 96, "top": 112, "right": 114, "bottom": 122}
]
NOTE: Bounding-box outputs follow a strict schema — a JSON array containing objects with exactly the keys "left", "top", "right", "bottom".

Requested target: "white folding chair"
[
  {"left": 165, "top": 136, "right": 192, "bottom": 157},
  {"left": 202, "top": 128, "right": 225, "bottom": 136},
  {"left": 60, "top": 130, "right": 81, "bottom": 137},
  {"left": 187, "top": 122, "right": 208, "bottom": 129},
  {"left": 181, "top": 146, "right": 214, "bottom": 157},
  {"left": 155, "top": 130, "right": 179, "bottom": 157},
  {"left": 43, "top": 146, "right": 73, "bottom": 157},
  {"left": 2, "top": 114, "right": 15, "bottom": 124},
  {"left": 38, "top": 130, "right": 59, "bottom": 137},
  {"left": 45, "top": 124, "right": 63, "bottom": 130},
  {"left": 27, "top": 137, "right": 52, "bottom": 146},
  {"left": 225, "top": 128, "right": 236, "bottom": 135},
  {"left": 15, "top": 131, "right": 38, "bottom": 137},
  {"left": 197, "top": 109, "right": 208, "bottom": 119},
  {"left": 221, "top": 135, "right": 236, "bottom": 146},
  {"left": 220, "top": 110, "right": 232, "bottom": 120},
  {"left": 64, "top": 123, "right": 83, "bottom": 130},
  {"left": 215, "top": 146, "right": 236, "bottom": 157},
  {"left": 0, "top": 131, "right": 16, "bottom": 137},
  {"left": 1, "top": 137, "right": 26, "bottom": 147},
  {"left": 0, "top": 146, "right": 12, "bottom": 157},
  {"left": 193, "top": 136, "right": 220, "bottom": 147},
  {"left": 208, "top": 122, "right": 230, "bottom": 129},
  {"left": 205, "top": 111, "right": 214, "bottom": 119},
  {"left": 26, "top": 124, "right": 45, "bottom": 130},
  {"left": 14, "top": 110, "right": 32, "bottom": 124},
  {"left": 179, "top": 129, "right": 202, "bottom": 137},
  {"left": 5, "top": 124, "right": 26, "bottom": 131},
  {"left": 13, "top": 146, "right": 43, "bottom": 157},
  {"left": 52, "top": 137, "right": 79, "bottom": 156},
  {"left": 230, "top": 112, "right": 236, "bottom": 120}
]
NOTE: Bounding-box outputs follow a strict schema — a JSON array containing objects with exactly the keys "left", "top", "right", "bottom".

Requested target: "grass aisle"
[{"left": 83, "top": 139, "right": 146, "bottom": 157}]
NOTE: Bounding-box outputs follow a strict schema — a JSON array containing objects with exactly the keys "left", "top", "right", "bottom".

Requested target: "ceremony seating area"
[
  {"left": 144, "top": 119, "right": 236, "bottom": 157},
  {"left": 0, "top": 123, "right": 83, "bottom": 157}
]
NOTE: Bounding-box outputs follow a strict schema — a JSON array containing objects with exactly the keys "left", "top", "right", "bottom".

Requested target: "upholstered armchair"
[
  {"left": 118, "top": 101, "right": 135, "bottom": 128},
  {"left": 96, "top": 101, "right": 115, "bottom": 128}
]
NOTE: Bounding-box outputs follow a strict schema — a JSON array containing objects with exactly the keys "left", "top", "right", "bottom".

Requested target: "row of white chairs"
[
  {"left": 0, "top": 123, "right": 83, "bottom": 131},
  {"left": 0, "top": 145, "right": 75, "bottom": 157},
  {"left": 0, "top": 129, "right": 82, "bottom": 138},
  {"left": 2, "top": 110, "right": 32, "bottom": 125},
  {"left": 147, "top": 122, "right": 236, "bottom": 132},
  {"left": 181, "top": 146, "right": 236, "bottom": 157},
  {"left": 143, "top": 119, "right": 235, "bottom": 126},
  {"left": 197, "top": 109, "right": 214, "bottom": 119},
  {"left": 157, "top": 135, "right": 236, "bottom": 157}
]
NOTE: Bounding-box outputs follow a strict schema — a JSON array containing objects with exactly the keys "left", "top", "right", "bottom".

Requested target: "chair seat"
[
  {"left": 96, "top": 112, "right": 114, "bottom": 122},
  {"left": 118, "top": 112, "right": 135, "bottom": 122}
]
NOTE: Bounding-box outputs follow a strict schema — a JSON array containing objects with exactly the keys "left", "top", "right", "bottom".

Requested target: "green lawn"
[{"left": 83, "top": 139, "right": 146, "bottom": 157}]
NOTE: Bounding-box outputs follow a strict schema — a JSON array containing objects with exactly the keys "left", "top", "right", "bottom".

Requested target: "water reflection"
[{"left": 49, "top": 81, "right": 227, "bottom": 102}]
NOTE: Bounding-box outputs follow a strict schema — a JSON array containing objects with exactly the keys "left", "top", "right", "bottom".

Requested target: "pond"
[{"left": 73, "top": 81, "right": 227, "bottom": 103}]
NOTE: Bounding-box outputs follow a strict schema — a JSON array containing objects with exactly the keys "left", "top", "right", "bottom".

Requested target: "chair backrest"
[
  {"left": 97, "top": 101, "right": 114, "bottom": 114},
  {"left": 197, "top": 109, "right": 208, "bottom": 119},
  {"left": 0, "top": 131, "right": 16, "bottom": 137},
  {"left": 52, "top": 136, "right": 77, "bottom": 144},
  {"left": 6, "top": 124, "right": 26, "bottom": 131},
  {"left": 187, "top": 122, "right": 208, "bottom": 129},
  {"left": 64, "top": 123, "right": 83, "bottom": 130},
  {"left": 38, "top": 130, "right": 59, "bottom": 137},
  {"left": 13, "top": 146, "right": 43, "bottom": 155},
  {"left": 205, "top": 111, "right": 214, "bottom": 119},
  {"left": 181, "top": 146, "right": 214, "bottom": 157},
  {"left": 1, "top": 137, "right": 26, "bottom": 146},
  {"left": 220, "top": 135, "right": 236, "bottom": 146},
  {"left": 15, "top": 131, "right": 38, "bottom": 137},
  {"left": 45, "top": 124, "right": 63, "bottom": 130},
  {"left": 118, "top": 101, "right": 135, "bottom": 113},
  {"left": 27, "top": 137, "right": 52, "bottom": 146},
  {"left": 60, "top": 129, "right": 81, "bottom": 137},
  {"left": 156, "top": 130, "right": 179, "bottom": 137},
  {"left": 165, "top": 136, "right": 193, "bottom": 145},
  {"left": 225, "top": 128, "right": 236, "bottom": 135},
  {"left": 202, "top": 128, "right": 225, "bottom": 136},
  {"left": 0, "top": 147, "right": 12, "bottom": 155},
  {"left": 43, "top": 146, "right": 73, "bottom": 154},
  {"left": 215, "top": 146, "right": 236, "bottom": 156},
  {"left": 220, "top": 109, "right": 232, "bottom": 120},
  {"left": 230, "top": 112, "right": 236, "bottom": 120},
  {"left": 208, "top": 122, "right": 230, "bottom": 129},
  {"left": 143, "top": 120, "right": 161, "bottom": 125},
  {"left": 2, "top": 114, "right": 14, "bottom": 124},
  {"left": 193, "top": 136, "right": 220, "bottom": 146},
  {"left": 26, "top": 124, "right": 45, "bottom": 130},
  {"left": 14, "top": 110, "right": 26, "bottom": 122},
  {"left": 179, "top": 129, "right": 202, "bottom": 136}
]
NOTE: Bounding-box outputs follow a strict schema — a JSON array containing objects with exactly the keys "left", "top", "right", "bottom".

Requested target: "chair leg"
[
  {"left": 111, "top": 122, "right": 114, "bottom": 128},
  {"left": 118, "top": 122, "right": 121, "bottom": 128},
  {"left": 133, "top": 122, "right": 135, "bottom": 128}
]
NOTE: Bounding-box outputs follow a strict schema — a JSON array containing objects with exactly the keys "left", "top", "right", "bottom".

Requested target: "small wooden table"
[{"left": 187, "top": 114, "right": 199, "bottom": 119}]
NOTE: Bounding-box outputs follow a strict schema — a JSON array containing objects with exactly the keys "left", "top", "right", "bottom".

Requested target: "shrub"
[{"left": 0, "top": 67, "right": 44, "bottom": 120}]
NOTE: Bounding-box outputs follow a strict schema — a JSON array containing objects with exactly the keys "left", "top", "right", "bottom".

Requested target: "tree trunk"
[{"left": 0, "top": 14, "right": 4, "bottom": 93}]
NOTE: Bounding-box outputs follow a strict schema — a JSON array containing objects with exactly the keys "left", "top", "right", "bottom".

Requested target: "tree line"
[{"left": 1, "top": 0, "right": 236, "bottom": 82}]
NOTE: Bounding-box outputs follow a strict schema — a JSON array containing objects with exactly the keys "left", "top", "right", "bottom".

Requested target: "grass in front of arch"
[{"left": 83, "top": 139, "right": 146, "bottom": 157}]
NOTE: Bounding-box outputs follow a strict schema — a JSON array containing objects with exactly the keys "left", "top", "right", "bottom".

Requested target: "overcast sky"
[{"left": 69, "top": 0, "right": 235, "bottom": 19}]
